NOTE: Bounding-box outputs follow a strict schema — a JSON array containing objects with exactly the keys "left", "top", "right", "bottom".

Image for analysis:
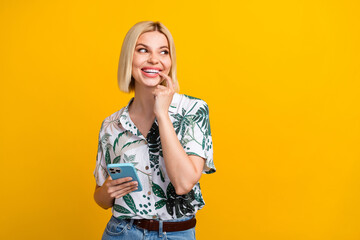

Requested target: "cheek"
[
  {"left": 132, "top": 54, "right": 144, "bottom": 68},
  {"left": 132, "top": 59, "right": 140, "bottom": 69},
  {"left": 165, "top": 58, "right": 172, "bottom": 69}
]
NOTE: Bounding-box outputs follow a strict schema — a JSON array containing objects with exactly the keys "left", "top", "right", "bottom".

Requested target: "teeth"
[{"left": 143, "top": 69, "right": 160, "bottom": 73}]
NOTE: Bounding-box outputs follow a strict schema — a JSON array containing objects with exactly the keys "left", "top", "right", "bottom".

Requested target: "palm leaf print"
[
  {"left": 155, "top": 199, "right": 167, "bottom": 210},
  {"left": 183, "top": 94, "right": 200, "bottom": 100},
  {"left": 123, "top": 194, "right": 137, "bottom": 214},
  {"left": 101, "top": 133, "right": 111, "bottom": 145},
  {"left": 113, "top": 204, "right": 131, "bottom": 214},
  {"left": 112, "top": 156, "right": 121, "bottom": 164},
  {"left": 105, "top": 148, "right": 111, "bottom": 165},
  {"left": 124, "top": 154, "right": 135, "bottom": 162},
  {"left": 159, "top": 166, "right": 165, "bottom": 182},
  {"left": 147, "top": 121, "right": 161, "bottom": 166},
  {"left": 172, "top": 110, "right": 191, "bottom": 138},
  {"left": 194, "top": 192, "right": 205, "bottom": 205},
  {"left": 113, "top": 131, "right": 128, "bottom": 152},
  {"left": 102, "top": 112, "right": 122, "bottom": 132},
  {"left": 121, "top": 140, "right": 143, "bottom": 150},
  {"left": 165, "top": 183, "right": 196, "bottom": 218},
  {"left": 124, "top": 154, "right": 138, "bottom": 166},
  {"left": 152, "top": 182, "right": 166, "bottom": 199},
  {"left": 192, "top": 104, "right": 211, "bottom": 136},
  {"left": 180, "top": 136, "right": 191, "bottom": 146}
]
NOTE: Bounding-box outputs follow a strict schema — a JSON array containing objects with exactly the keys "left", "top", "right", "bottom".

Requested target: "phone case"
[{"left": 107, "top": 163, "right": 143, "bottom": 192}]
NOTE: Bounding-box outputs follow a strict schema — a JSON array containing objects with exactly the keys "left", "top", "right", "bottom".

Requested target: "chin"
[{"left": 139, "top": 77, "right": 162, "bottom": 88}]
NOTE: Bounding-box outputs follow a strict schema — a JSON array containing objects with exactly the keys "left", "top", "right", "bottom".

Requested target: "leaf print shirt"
[{"left": 94, "top": 93, "right": 215, "bottom": 220}]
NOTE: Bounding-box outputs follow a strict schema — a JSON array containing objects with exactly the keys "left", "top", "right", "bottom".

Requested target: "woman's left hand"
[{"left": 152, "top": 72, "right": 175, "bottom": 118}]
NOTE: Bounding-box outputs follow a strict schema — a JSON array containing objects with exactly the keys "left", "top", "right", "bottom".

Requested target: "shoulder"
[
  {"left": 175, "top": 93, "right": 209, "bottom": 113},
  {"left": 98, "top": 106, "right": 127, "bottom": 134}
]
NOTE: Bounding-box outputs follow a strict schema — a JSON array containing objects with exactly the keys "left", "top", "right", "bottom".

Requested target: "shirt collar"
[{"left": 119, "top": 93, "right": 180, "bottom": 135}]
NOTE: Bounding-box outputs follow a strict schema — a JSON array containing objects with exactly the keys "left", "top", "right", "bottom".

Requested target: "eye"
[
  {"left": 161, "top": 50, "right": 169, "bottom": 55},
  {"left": 137, "top": 48, "right": 147, "bottom": 53}
]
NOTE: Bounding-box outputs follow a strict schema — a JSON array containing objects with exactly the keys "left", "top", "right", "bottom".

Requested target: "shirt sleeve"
[
  {"left": 93, "top": 121, "right": 109, "bottom": 186},
  {"left": 182, "top": 100, "right": 216, "bottom": 174}
]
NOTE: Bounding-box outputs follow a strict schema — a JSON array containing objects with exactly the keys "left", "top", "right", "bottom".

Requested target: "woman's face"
[{"left": 132, "top": 31, "right": 172, "bottom": 88}]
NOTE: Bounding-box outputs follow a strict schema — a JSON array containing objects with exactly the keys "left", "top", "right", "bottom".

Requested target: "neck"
[{"left": 130, "top": 85, "right": 156, "bottom": 118}]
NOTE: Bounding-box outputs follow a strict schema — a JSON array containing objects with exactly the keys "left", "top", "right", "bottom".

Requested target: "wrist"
[{"left": 156, "top": 112, "right": 170, "bottom": 123}]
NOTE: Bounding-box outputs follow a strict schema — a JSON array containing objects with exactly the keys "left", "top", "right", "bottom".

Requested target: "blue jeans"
[{"left": 101, "top": 215, "right": 196, "bottom": 240}]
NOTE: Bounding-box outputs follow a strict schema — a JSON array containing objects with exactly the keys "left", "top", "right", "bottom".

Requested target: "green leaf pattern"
[
  {"left": 152, "top": 182, "right": 166, "bottom": 199},
  {"left": 113, "top": 204, "right": 131, "bottom": 214},
  {"left": 94, "top": 93, "right": 215, "bottom": 219},
  {"left": 123, "top": 194, "right": 137, "bottom": 214}
]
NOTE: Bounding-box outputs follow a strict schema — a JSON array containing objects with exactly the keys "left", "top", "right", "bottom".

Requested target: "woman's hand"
[
  {"left": 102, "top": 176, "right": 138, "bottom": 199},
  {"left": 152, "top": 72, "right": 175, "bottom": 118},
  {"left": 94, "top": 176, "right": 138, "bottom": 209}
]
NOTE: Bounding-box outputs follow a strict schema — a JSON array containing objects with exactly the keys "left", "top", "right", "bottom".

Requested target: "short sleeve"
[
  {"left": 182, "top": 100, "right": 216, "bottom": 174},
  {"left": 93, "top": 121, "right": 109, "bottom": 186}
]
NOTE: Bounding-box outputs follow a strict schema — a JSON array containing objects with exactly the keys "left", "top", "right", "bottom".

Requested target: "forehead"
[{"left": 136, "top": 31, "right": 169, "bottom": 47}]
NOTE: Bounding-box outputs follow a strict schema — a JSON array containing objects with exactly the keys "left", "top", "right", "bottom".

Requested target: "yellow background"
[{"left": 1, "top": 0, "right": 359, "bottom": 239}]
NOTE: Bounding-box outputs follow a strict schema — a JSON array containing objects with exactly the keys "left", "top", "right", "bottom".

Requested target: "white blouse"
[{"left": 94, "top": 93, "right": 215, "bottom": 220}]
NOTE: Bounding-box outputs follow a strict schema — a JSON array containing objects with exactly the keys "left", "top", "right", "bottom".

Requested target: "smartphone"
[{"left": 107, "top": 163, "right": 143, "bottom": 192}]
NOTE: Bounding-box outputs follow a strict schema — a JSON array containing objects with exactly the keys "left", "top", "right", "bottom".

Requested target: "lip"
[
  {"left": 141, "top": 69, "right": 161, "bottom": 78},
  {"left": 141, "top": 67, "right": 163, "bottom": 78},
  {"left": 141, "top": 67, "right": 163, "bottom": 71}
]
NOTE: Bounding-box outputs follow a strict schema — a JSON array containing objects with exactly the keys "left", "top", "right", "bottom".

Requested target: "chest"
[{"left": 130, "top": 114, "right": 156, "bottom": 139}]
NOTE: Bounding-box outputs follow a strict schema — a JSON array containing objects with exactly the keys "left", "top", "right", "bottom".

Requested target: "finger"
[
  {"left": 114, "top": 180, "right": 138, "bottom": 190},
  {"left": 158, "top": 72, "right": 174, "bottom": 90},
  {"left": 164, "top": 74, "right": 174, "bottom": 90},
  {"left": 158, "top": 75, "right": 167, "bottom": 85},
  {"left": 155, "top": 85, "right": 167, "bottom": 91},
  {"left": 109, "top": 181, "right": 138, "bottom": 196},
  {"left": 112, "top": 177, "right": 133, "bottom": 186},
  {"left": 115, "top": 189, "right": 137, "bottom": 199},
  {"left": 152, "top": 85, "right": 167, "bottom": 97},
  {"left": 107, "top": 181, "right": 138, "bottom": 197},
  {"left": 114, "top": 185, "right": 139, "bottom": 199}
]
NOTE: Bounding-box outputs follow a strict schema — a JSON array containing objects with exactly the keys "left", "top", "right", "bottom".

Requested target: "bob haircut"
[{"left": 118, "top": 21, "right": 179, "bottom": 93}]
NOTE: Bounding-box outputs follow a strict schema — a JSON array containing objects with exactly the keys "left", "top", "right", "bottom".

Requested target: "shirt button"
[
  {"left": 148, "top": 191, "right": 151, "bottom": 195},
  {"left": 145, "top": 166, "right": 149, "bottom": 170}
]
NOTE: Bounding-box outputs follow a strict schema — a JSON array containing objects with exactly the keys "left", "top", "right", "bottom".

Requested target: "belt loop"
[
  {"left": 158, "top": 219, "right": 163, "bottom": 237},
  {"left": 128, "top": 219, "right": 134, "bottom": 230}
]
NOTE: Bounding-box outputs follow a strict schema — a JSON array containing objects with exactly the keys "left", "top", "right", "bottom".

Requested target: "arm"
[
  {"left": 157, "top": 114, "right": 205, "bottom": 195},
  {"left": 154, "top": 72, "right": 205, "bottom": 195},
  {"left": 94, "top": 176, "right": 138, "bottom": 209}
]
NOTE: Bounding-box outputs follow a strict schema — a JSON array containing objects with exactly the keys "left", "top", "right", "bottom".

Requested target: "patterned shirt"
[{"left": 94, "top": 93, "right": 215, "bottom": 220}]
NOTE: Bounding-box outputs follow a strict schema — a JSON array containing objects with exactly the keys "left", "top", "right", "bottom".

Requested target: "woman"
[{"left": 93, "top": 21, "right": 216, "bottom": 240}]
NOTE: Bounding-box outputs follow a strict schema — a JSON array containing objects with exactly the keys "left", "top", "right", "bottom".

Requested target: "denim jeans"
[{"left": 101, "top": 215, "right": 196, "bottom": 240}]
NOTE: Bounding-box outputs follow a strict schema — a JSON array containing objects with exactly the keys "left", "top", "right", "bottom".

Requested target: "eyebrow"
[{"left": 136, "top": 43, "right": 169, "bottom": 49}]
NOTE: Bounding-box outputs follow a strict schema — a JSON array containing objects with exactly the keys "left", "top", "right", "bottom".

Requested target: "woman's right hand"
[
  {"left": 102, "top": 176, "right": 138, "bottom": 199},
  {"left": 94, "top": 176, "right": 138, "bottom": 209}
]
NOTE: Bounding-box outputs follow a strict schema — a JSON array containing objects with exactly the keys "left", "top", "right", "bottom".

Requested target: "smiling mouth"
[{"left": 141, "top": 68, "right": 162, "bottom": 74}]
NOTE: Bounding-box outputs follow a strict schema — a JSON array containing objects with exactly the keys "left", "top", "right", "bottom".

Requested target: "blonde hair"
[{"left": 118, "top": 21, "right": 179, "bottom": 92}]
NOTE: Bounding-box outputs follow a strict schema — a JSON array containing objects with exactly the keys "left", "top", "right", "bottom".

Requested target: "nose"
[{"left": 148, "top": 53, "right": 159, "bottom": 64}]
